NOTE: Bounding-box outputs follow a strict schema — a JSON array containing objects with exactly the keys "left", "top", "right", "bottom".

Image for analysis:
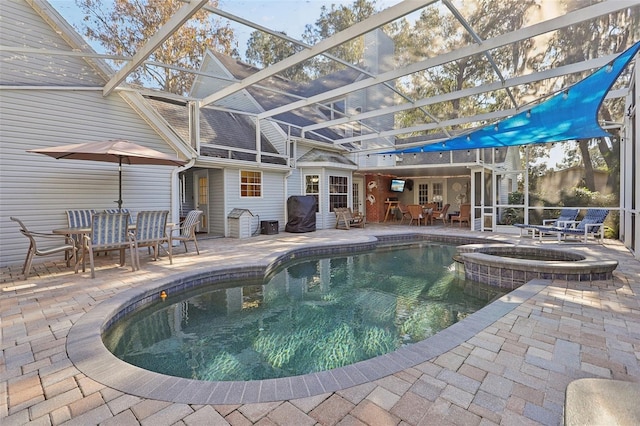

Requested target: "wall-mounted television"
[{"left": 390, "top": 179, "right": 406, "bottom": 192}]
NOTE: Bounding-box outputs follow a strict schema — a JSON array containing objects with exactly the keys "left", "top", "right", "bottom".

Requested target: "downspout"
[
  {"left": 171, "top": 158, "right": 196, "bottom": 236},
  {"left": 170, "top": 100, "right": 198, "bottom": 235},
  {"left": 284, "top": 131, "right": 295, "bottom": 226},
  {"left": 256, "top": 117, "right": 261, "bottom": 164}
]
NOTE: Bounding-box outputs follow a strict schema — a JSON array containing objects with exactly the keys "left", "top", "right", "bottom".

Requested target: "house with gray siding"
[
  {"left": 0, "top": 0, "right": 191, "bottom": 267},
  {"left": 3, "top": 0, "right": 638, "bottom": 268}
]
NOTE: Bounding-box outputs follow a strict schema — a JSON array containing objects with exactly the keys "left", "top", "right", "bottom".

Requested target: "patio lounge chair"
[
  {"left": 81, "top": 212, "right": 136, "bottom": 278},
  {"left": 513, "top": 208, "right": 579, "bottom": 238},
  {"left": 169, "top": 210, "right": 203, "bottom": 256},
  {"left": 334, "top": 207, "right": 365, "bottom": 230},
  {"left": 131, "top": 210, "right": 171, "bottom": 269},
  {"left": 450, "top": 203, "right": 471, "bottom": 227},
  {"left": 539, "top": 208, "right": 610, "bottom": 243},
  {"left": 10, "top": 216, "right": 77, "bottom": 279}
]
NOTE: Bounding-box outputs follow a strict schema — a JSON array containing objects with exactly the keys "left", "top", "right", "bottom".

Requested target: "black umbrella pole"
[{"left": 117, "top": 158, "right": 123, "bottom": 211}]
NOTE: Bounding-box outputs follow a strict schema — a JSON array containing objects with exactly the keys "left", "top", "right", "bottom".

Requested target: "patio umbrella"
[{"left": 28, "top": 139, "right": 187, "bottom": 209}]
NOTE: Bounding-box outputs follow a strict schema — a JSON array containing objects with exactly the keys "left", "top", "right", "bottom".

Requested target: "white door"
[
  {"left": 194, "top": 170, "right": 208, "bottom": 233},
  {"left": 352, "top": 177, "right": 364, "bottom": 215}
]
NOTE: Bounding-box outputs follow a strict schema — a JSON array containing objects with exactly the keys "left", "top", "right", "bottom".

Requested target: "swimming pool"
[
  {"left": 68, "top": 233, "right": 552, "bottom": 404},
  {"left": 103, "top": 243, "right": 505, "bottom": 381}
]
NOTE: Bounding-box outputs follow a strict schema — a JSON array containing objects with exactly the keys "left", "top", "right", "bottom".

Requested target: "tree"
[
  {"left": 76, "top": 0, "right": 237, "bottom": 95},
  {"left": 243, "top": 0, "right": 379, "bottom": 82},
  {"left": 535, "top": 1, "right": 640, "bottom": 191},
  {"left": 302, "top": 0, "right": 379, "bottom": 78},
  {"left": 393, "top": 0, "right": 537, "bottom": 133},
  {"left": 244, "top": 32, "right": 308, "bottom": 82}
]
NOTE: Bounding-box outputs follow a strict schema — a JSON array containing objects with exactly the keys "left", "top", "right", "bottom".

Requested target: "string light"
[
  {"left": 526, "top": 110, "right": 531, "bottom": 118},
  {"left": 606, "top": 62, "right": 614, "bottom": 73},
  {"left": 467, "top": 150, "right": 470, "bottom": 156},
  {"left": 439, "top": 152, "right": 442, "bottom": 158},
  {"left": 413, "top": 153, "right": 417, "bottom": 158},
  {"left": 562, "top": 89, "right": 569, "bottom": 100},
  {"left": 494, "top": 124, "right": 499, "bottom": 131},
  {"left": 466, "top": 135, "right": 471, "bottom": 141}
]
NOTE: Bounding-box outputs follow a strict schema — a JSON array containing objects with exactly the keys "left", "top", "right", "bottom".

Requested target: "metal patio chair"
[
  {"left": 105, "top": 208, "right": 134, "bottom": 224},
  {"left": 81, "top": 212, "right": 136, "bottom": 278},
  {"left": 131, "top": 210, "right": 171, "bottom": 269},
  {"left": 169, "top": 210, "right": 203, "bottom": 256},
  {"left": 66, "top": 209, "right": 97, "bottom": 229},
  {"left": 10, "top": 216, "right": 77, "bottom": 279}
]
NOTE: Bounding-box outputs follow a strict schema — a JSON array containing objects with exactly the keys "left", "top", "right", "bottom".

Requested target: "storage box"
[{"left": 261, "top": 220, "right": 279, "bottom": 235}]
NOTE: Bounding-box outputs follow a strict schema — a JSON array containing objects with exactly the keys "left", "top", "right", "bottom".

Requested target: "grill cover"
[{"left": 285, "top": 195, "right": 316, "bottom": 233}]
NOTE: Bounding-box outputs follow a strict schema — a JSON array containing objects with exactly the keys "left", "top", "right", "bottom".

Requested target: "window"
[
  {"left": 241, "top": 170, "right": 261, "bottom": 197},
  {"left": 318, "top": 99, "right": 346, "bottom": 120},
  {"left": 305, "top": 175, "right": 320, "bottom": 212},
  {"left": 329, "top": 176, "right": 348, "bottom": 211}
]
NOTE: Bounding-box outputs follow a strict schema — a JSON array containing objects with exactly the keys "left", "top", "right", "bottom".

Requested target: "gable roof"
[
  {"left": 201, "top": 52, "right": 356, "bottom": 143},
  {"left": 298, "top": 148, "right": 357, "bottom": 167},
  {"left": 0, "top": 0, "right": 108, "bottom": 86},
  {"left": 145, "top": 96, "right": 285, "bottom": 165}
]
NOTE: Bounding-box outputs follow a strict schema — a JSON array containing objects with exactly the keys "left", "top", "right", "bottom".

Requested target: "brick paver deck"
[{"left": 1, "top": 225, "right": 639, "bottom": 425}]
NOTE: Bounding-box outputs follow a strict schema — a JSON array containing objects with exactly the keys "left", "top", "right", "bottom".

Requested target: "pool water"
[{"left": 103, "top": 243, "right": 505, "bottom": 381}]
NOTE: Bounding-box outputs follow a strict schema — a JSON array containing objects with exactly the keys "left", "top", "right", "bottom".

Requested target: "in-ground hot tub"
[{"left": 456, "top": 244, "right": 618, "bottom": 289}]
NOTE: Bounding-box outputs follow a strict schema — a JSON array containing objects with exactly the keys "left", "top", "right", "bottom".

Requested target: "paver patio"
[{"left": 1, "top": 224, "right": 639, "bottom": 425}]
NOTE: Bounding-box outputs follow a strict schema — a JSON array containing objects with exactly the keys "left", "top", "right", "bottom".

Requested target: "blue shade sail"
[{"left": 385, "top": 41, "right": 640, "bottom": 154}]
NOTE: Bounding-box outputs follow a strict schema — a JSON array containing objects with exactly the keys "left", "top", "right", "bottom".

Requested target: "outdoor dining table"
[
  {"left": 53, "top": 222, "right": 174, "bottom": 272},
  {"left": 421, "top": 207, "right": 434, "bottom": 225}
]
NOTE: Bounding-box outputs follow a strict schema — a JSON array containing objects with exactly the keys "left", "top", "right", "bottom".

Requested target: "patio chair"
[
  {"left": 169, "top": 210, "right": 203, "bottom": 256},
  {"left": 105, "top": 208, "right": 134, "bottom": 224},
  {"left": 450, "top": 203, "right": 471, "bottom": 227},
  {"left": 131, "top": 210, "right": 171, "bottom": 269},
  {"left": 432, "top": 203, "right": 450, "bottom": 225},
  {"left": 542, "top": 209, "right": 610, "bottom": 243},
  {"left": 513, "top": 208, "right": 579, "bottom": 238},
  {"left": 66, "top": 209, "right": 96, "bottom": 229},
  {"left": 65, "top": 209, "right": 96, "bottom": 243},
  {"left": 334, "top": 207, "right": 365, "bottom": 230},
  {"left": 398, "top": 203, "right": 412, "bottom": 224},
  {"left": 10, "top": 217, "right": 78, "bottom": 279},
  {"left": 407, "top": 204, "right": 426, "bottom": 226},
  {"left": 81, "top": 212, "right": 136, "bottom": 278}
]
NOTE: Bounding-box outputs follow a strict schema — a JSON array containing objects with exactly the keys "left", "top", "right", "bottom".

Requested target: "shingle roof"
[
  {"left": 298, "top": 148, "right": 356, "bottom": 166},
  {"left": 209, "top": 52, "right": 348, "bottom": 143},
  {"left": 145, "top": 96, "right": 285, "bottom": 164}
]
